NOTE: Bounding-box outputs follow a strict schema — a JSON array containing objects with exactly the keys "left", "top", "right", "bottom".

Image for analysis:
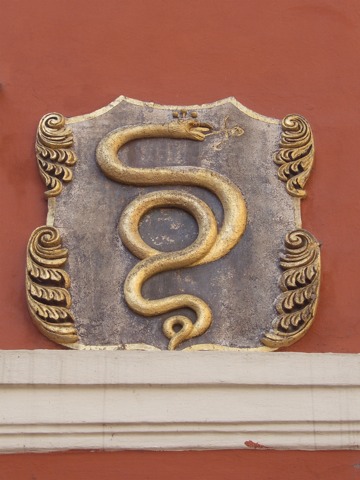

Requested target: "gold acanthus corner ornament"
[
  {"left": 262, "top": 229, "right": 321, "bottom": 348},
  {"left": 36, "top": 112, "right": 77, "bottom": 197},
  {"left": 274, "top": 114, "right": 314, "bottom": 198},
  {"left": 26, "top": 112, "right": 79, "bottom": 344},
  {"left": 26, "top": 226, "right": 79, "bottom": 345}
]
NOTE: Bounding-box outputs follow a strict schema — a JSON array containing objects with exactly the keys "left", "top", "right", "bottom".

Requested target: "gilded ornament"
[
  {"left": 96, "top": 112, "right": 247, "bottom": 349},
  {"left": 26, "top": 96, "right": 320, "bottom": 351},
  {"left": 262, "top": 229, "right": 321, "bottom": 348},
  {"left": 274, "top": 114, "right": 314, "bottom": 198},
  {"left": 26, "top": 226, "right": 79, "bottom": 344},
  {"left": 36, "top": 112, "right": 77, "bottom": 197}
]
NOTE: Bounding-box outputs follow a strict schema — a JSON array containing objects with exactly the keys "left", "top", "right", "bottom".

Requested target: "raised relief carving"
[
  {"left": 26, "top": 112, "right": 79, "bottom": 344},
  {"left": 274, "top": 114, "right": 314, "bottom": 198},
  {"left": 96, "top": 111, "right": 247, "bottom": 349},
  {"left": 26, "top": 97, "right": 320, "bottom": 351},
  {"left": 36, "top": 113, "right": 77, "bottom": 198},
  {"left": 26, "top": 226, "right": 79, "bottom": 344},
  {"left": 206, "top": 115, "right": 245, "bottom": 151},
  {"left": 262, "top": 229, "right": 321, "bottom": 348}
]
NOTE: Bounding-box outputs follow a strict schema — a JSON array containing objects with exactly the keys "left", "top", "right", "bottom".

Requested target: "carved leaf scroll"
[
  {"left": 262, "top": 229, "right": 321, "bottom": 348},
  {"left": 26, "top": 226, "right": 79, "bottom": 344},
  {"left": 274, "top": 114, "right": 314, "bottom": 198},
  {"left": 36, "top": 113, "right": 77, "bottom": 197}
]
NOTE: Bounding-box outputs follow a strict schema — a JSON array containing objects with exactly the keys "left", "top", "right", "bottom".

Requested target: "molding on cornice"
[{"left": 0, "top": 351, "right": 359, "bottom": 452}]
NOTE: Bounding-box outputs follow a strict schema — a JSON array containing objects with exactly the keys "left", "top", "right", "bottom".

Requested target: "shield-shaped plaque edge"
[{"left": 25, "top": 96, "right": 321, "bottom": 351}]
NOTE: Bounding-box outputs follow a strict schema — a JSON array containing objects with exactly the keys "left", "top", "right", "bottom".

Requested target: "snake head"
[{"left": 168, "top": 119, "right": 213, "bottom": 141}]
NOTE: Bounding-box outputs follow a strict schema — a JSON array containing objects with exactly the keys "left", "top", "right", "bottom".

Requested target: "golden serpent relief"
[
  {"left": 96, "top": 112, "right": 247, "bottom": 350},
  {"left": 26, "top": 96, "right": 320, "bottom": 351}
]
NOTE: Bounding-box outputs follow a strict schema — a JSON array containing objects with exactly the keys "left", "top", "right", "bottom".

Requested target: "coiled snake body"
[{"left": 96, "top": 118, "right": 247, "bottom": 349}]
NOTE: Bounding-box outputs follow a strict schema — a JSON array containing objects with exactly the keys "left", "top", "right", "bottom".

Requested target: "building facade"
[{"left": 1, "top": 0, "right": 359, "bottom": 477}]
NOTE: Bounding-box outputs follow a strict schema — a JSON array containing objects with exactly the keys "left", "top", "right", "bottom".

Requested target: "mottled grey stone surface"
[{"left": 55, "top": 98, "right": 299, "bottom": 349}]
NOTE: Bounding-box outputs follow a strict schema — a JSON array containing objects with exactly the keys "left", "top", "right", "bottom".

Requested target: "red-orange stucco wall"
[
  {"left": 1, "top": 0, "right": 359, "bottom": 477},
  {"left": 0, "top": 450, "right": 360, "bottom": 480}
]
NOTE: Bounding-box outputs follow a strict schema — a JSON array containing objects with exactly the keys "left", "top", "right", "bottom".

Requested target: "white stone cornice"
[{"left": 0, "top": 351, "right": 359, "bottom": 452}]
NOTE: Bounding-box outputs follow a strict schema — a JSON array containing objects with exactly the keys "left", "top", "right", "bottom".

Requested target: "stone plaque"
[{"left": 26, "top": 97, "right": 320, "bottom": 351}]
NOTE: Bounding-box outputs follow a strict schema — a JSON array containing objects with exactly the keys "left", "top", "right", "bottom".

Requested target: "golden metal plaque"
[{"left": 26, "top": 97, "right": 320, "bottom": 351}]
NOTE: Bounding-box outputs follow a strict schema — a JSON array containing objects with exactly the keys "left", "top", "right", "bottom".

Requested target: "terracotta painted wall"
[
  {"left": 0, "top": 451, "right": 360, "bottom": 480},
  {"left": 1, "top": 0, "right": 359, "bottom": 477}
]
